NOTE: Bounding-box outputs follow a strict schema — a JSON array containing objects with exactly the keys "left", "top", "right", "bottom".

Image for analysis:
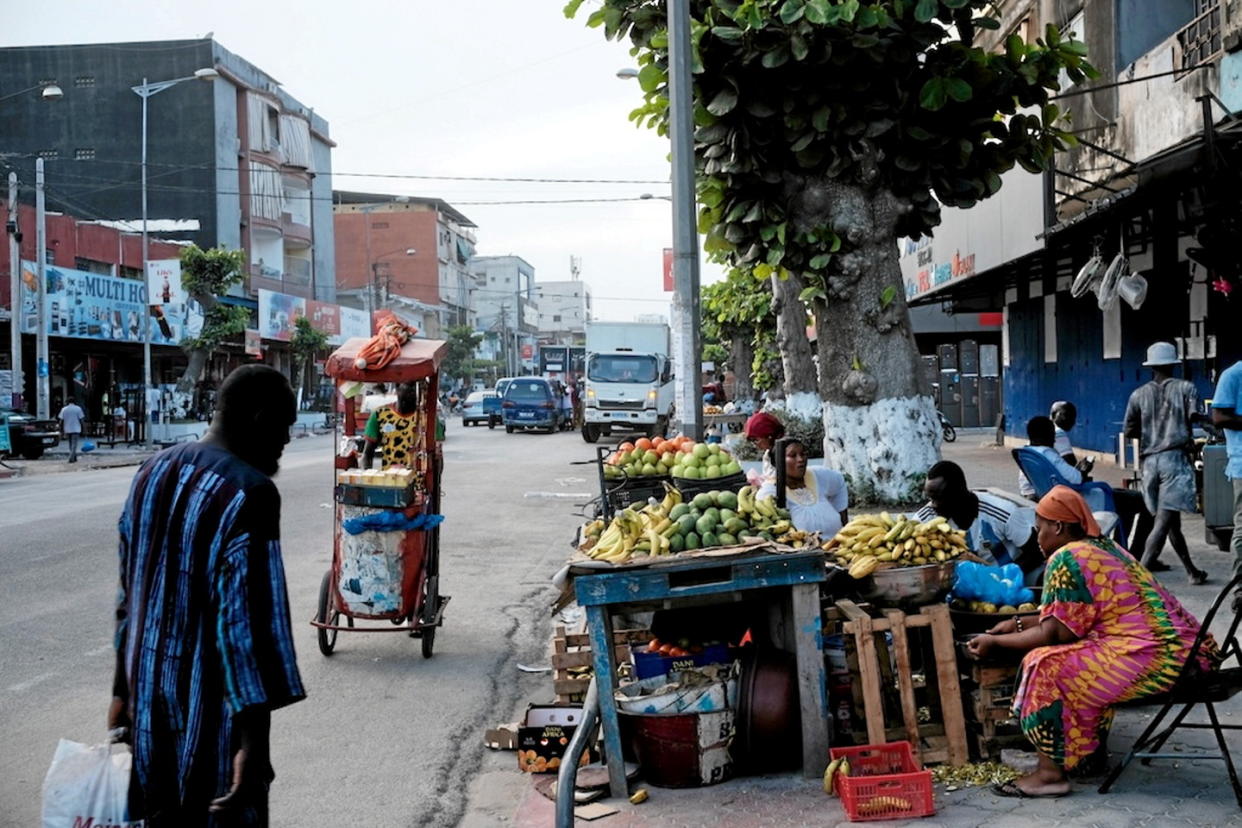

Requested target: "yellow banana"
[
  {"left": 848, "top": 555, "right": 880, "bottom": 578},
  {"left": 755, "top": 496, "right": 777, "bottom": 517},
  {"left": 823, "top": 757, "right": 843, "bottom": 795}
]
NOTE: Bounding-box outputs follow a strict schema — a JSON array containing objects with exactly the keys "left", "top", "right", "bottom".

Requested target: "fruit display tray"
[{"left": 335, "top": 480, "right": 422, "bottom": 509}]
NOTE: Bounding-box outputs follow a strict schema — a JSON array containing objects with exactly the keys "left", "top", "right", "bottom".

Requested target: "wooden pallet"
[
  {"left": 551, "top": 625, "right": 651, "bottom": 703},
  {"left": 832, "top": 600, "right": 969, "bottom": 767},
  {"left": 960, "top": 660, "right": 1024, "bottom": 759}
]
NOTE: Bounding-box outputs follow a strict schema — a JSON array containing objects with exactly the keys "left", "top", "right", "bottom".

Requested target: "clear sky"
[{"left": 5, "top": 0, "right": 727, "bottom": 322}]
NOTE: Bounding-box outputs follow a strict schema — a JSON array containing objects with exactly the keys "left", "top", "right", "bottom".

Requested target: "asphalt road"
[{"left": 0, "top": 419, "right": 599, "bottom": 827}]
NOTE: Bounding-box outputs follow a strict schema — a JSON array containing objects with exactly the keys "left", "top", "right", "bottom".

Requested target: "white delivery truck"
[{"left": 581, "top": 321, "right": 675, "bottom": 442}]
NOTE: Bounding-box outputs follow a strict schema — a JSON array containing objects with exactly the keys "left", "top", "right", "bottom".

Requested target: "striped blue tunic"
[{"left": 116, "top": 442, "right": 304, "bottom": 825}]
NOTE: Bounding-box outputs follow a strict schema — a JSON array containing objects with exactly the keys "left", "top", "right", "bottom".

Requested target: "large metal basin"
[{"left": 855, "top": 560, "right": 958, "bottom": 606}]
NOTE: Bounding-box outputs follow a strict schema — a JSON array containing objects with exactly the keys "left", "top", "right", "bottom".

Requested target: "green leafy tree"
[
  {"left": 442, "top": 324, "right": 485, "bottom": 386},
  {"left": 702, "top": 268, "right": 775, "bottom": 401},
  {"left": 290, "top": 316, "right": 330, "bottom": 405},
  {"left": 568, "top": 0, "right": 1093, "bottom": 498},
  {"left": 176, "top": 245, "right": 250, "bottom": 393}
]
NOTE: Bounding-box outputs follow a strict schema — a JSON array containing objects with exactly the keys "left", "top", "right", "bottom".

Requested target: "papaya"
[
  {"left": 692, "top": 493, "right": 714, "bottom": 510},
  {"left": 702, "top": 531, "right": 719, "bottom": 547},
  {"left": 704, "top": 507, "right": 721, "bottom": 523},
  {"left": 716, "top": 492, "right": 738, "bottom": 511},
  {"left": 669, "top": 503, "right": 690, "bottom": 521},
  {"left": 718, "top": 508, "right": 738, "bottom": 524},
  {"left": 723, "top": 517, "right": 748, "bottom": 535},
  {"left": 695, "top": 514, "right": 718, "bottom": 535},
  {"left": 684, "top": 532, "right": 701, "bottom": 550},
  {"left": 717, "top": 532, "right": 737, "bottom": 546},
  {"left": 677, "top": 514, "right": 698, "bottom": 535},
  {"left": 669, "top": 534, "right": 685, "bottom": 553}
]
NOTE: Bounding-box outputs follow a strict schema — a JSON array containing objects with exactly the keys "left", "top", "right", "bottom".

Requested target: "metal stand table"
[{"left": 572, "top": 548, "right": 829, "bottom": 797}]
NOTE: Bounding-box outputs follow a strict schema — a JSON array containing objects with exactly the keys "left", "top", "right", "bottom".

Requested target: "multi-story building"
[
  {"left": 535, "top": 279, "right": 592, "bottom": 346},
  {"left": 332, "top": 191, "right": 477, "bottom": 338},
  {"left": 902, "top": 0, "right": 1242, "bottom": 453},
  {"left": 0, "top": 37, "right": 336, "bottom": 408},
  {"left": 469, "top": 255, "right": 539, "bottom": 377}
]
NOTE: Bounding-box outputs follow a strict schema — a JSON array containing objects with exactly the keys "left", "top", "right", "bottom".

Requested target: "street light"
[
  {"left": 0, "top": 81, "right": 63, "bottom": 105},
  {"left": 370, "top": 248, "right": 417, "bottom": 309},
  {"left": 131, "top": 66, "right": 218, "bottom": 447}
]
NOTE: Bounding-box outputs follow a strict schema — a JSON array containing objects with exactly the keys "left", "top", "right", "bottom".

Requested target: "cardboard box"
[{"left": 517, "top": 704, "right": 590, "bottom": 773}]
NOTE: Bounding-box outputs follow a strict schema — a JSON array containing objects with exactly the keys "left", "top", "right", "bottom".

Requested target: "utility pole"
[
  {"left": 6, "top": 173, "right": 21, "bottom": 410},
  {"left": 498, "top": 301, "right": 510, "bottom": 377},
  {"left": 35, "top": 158, "right": 49, "bottom": 419},
  {"left": 668, "top": 0, "right": 702, "bottom": 440}
]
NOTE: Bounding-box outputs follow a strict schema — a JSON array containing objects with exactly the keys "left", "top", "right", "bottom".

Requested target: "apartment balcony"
[{"left": 248, "top": 263, "right": 312, "bottom": 298}]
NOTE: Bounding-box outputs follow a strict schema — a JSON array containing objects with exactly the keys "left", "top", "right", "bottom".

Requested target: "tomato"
[
  {"left": 635, "top": 437, "right": 653, "bottom": 452},
  {"left": 619, "top": 441, "right": 636, "bottom": 453},
  {"left": 651, "top": 437, "right": 665, "bottom": 450},
  {"left": 658, "top": 643, "right": 676, "bottom": 655},
  {"left": 647, "top": 638, "right": 661, "bottom": 653},
  {"left": 668, "top": 647, "right": 690, "bottom": 657}
]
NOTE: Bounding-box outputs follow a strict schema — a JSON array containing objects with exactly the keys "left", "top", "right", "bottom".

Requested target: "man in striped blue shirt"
[{"left": 109, "top": 365, "right": 305, "bottom": 826}]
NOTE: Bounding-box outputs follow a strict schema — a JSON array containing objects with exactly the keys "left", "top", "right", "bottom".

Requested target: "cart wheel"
[
  {"left": 317, "top": 570, "right": 339, "bottom": 656},
  {"left": 505, "top": 425, "right": 514, "bottom": 434},
  {"left": 421, "top": 624, "right": 436, "bottom": 659}
]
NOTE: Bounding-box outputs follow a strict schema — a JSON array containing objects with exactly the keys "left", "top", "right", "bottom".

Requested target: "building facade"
[
  {"left": 332, "top": 191, "right": 477, "bottom": 338},
  {"left": 905, "top": 0, "right": 1242, "bottom": 454},
  {"left": 535, "top": 279, "right": 592, "bottom": 346},
  {"left": 469, "top": 255, "right": 539, "bottom": 377}
]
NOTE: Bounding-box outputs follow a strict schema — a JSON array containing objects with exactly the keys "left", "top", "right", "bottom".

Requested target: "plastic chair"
[
  {"left": 1011, "top": 447, "right": 1128, "bottom": 547},
  {"left": 1099, "top": 574, "right": 1242, "bottom": 807}
]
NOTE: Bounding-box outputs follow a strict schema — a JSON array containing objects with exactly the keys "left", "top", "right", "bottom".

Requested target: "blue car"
[
  {"left": 461, "top": 390, "right": 501, "bottom": 428},
  {"left": 501, "top": 378, "right": 564, "bottom": 434}
]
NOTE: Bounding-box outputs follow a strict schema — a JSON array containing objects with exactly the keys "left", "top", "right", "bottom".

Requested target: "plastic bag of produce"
[{"left": 42, "top": 739, "right": 141, "bottom": 828}]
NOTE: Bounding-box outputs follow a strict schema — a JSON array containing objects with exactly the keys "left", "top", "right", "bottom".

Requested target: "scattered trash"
[
  {"left": 931, "top": 761, "right": 1021, "bottom": 788},
  {"left": 518, "top": 664, "right": 552, "bottom": 673}
]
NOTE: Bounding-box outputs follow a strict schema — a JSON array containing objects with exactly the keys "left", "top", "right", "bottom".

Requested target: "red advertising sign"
[
  {"left": 521, "top": 344, "right": 534, "bottom": 359},
  {"left": 663, "top": 247, "right": 674, "bottom": 292},
  {"left": 307, "top": 300, "right": 341, "bottom": 337},
  {"left": 244, "top": 328, "right": 262, "bottom": 357}
]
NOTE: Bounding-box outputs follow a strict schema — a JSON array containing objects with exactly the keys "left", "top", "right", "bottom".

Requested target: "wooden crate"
[
  {"left": 960, "top": 660, "right": 1024, "bottom": 759},
  {"left": 550, "top": 625, "right": 651, "bottom": 704},
  {"left": 831, "top": 600, "right": 969, "bottom": 767}
]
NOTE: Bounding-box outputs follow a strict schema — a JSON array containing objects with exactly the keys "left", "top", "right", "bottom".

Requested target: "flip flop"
[{"left": 992, "top": 781, "right": 1068, "bottom": 799}]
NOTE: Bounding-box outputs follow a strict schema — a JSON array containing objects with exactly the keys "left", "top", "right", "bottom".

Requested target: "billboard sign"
[
  {"left": 338, "top": 306, "right": 370, "bottom": 343},
  {"left": 258, "top": 289, "right": 307, "bottom": 342},
  {"left": 244, "top": 328, "right": 262, "bottom": 356},
  {"left": 146, "top": 259, "right": 184, "bottom": 307},
  {"left": 20, "top": 261, "right": 200, "bottom": 346},
  {"left": 663, "top": 248, "right": 674, "bottom": 292}
]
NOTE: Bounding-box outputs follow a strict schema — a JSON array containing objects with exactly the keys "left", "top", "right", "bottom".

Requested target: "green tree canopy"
[{"left": 442, "top": 324, "right": 485, "bottom": 383}]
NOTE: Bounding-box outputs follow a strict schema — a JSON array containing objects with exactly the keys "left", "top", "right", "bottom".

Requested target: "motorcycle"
[{"left": 939, "top": 410, "right": 956, "bottom": 443}]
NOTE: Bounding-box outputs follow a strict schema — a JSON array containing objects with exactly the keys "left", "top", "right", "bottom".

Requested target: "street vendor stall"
[{"left": 311, "top": 326, "right": 450, "bottom": 657}]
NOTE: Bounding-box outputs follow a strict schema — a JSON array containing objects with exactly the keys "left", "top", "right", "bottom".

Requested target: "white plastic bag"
[{"left": 42, "top": 739, "right": 143, "bottom": 828}]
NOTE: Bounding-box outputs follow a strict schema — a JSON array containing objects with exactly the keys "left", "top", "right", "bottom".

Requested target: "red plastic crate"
[{"left": 830, "top": 741, "right": 935, "bottom": 822}]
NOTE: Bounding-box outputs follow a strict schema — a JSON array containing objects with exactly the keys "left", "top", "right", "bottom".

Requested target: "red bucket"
[{"left": 620, "top": 710, "right": 734, "bottom": 788}]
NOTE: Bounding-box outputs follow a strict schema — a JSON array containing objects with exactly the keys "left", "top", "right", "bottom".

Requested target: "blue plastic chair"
[{"left": 1012, "top": 447, "right": 1129, "bottom": 547}]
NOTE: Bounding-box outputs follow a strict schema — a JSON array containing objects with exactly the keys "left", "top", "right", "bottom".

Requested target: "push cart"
[{"left": 312, "top": 336, "right": 451, "bottom": 657}]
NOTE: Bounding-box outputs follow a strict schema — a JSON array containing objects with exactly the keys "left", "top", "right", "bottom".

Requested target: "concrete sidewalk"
[{"left": 483, "top": 437, "right": 1241, "bottom": 827}]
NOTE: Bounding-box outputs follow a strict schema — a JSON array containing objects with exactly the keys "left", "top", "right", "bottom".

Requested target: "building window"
[
  {"left": 75, "top": 257, "right": 112, "bottom": 275},
  {"left": 371, "top": 221, "right": 389, "bottom": 229},
  {"left": 73, "top": 76, "right": 95, "bottom": 88},
  {"left": 505, "top": 277, "right": 511, "bottom": 284},
  {"left": 119, "top": 265, "right": 142, "bottom": 280},
  {"left": 44, "top": 249, "right": 55, "bottom": 264},
  {"left": 553, "top": 314, "right": 562, "bottom": 323},
  {"left": 1179, "top": 0, "right": 1223, "bottom": 69},
  {"left": 74, "top": 148, "right": 96, "bottom": 161},
  {"left": 1117, "top": 0, "right": 1195, "bottom": 68},
  {"left": 38, "top": 149, "right": 58, "bottom": 160}
]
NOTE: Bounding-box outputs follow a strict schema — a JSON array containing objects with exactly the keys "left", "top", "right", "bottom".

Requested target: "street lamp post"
[{"left": 131, "top": 67, "right": 217, "bottom": 448}]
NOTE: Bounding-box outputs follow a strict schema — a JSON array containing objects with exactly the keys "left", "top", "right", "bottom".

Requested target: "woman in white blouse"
[{"left": 757, "top": 439, "right": 849, "bottom": 537}]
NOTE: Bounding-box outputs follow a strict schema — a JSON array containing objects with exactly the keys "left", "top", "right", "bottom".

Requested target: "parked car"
[
  {"left": 501, "top": 378, "right": 565, "bottom": 434},
  {"left": 461, "top": 390, "right": 501, "bottom": 428},
  {"left": 1, "top": 409, "right": 61, "bottom": 460}
]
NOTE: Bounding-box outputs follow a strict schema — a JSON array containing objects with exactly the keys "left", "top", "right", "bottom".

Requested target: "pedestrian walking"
[
  {"left": 1124, "top": 341, "right": 1208, "bottom": 584},
  {"left": 1210, "top": 356, "right": 1242, "bottom": 611},
  {"left": 108, "top": 364, "right": 304, "bottom": 826},
  {"left": 58, "top": 399, "right": 86, "bottom": 463}
]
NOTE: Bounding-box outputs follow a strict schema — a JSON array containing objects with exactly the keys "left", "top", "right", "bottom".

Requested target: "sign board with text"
[{"left": 146, "top": 259, "right": 184, "bottom": 307}]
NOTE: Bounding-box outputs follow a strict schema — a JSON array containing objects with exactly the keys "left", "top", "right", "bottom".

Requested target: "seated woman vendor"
[
  {"left": 743, "top": 411, "right": 785, "bottom": 483},
  {"left": 362, "top": 381, "right": 421, "bottom": 469},
  {"left": 757, "top": 439, "right": 849, "bottom": 536},
  {"left": 967, "top": 486, "right": 1215, "bottom": 798}
]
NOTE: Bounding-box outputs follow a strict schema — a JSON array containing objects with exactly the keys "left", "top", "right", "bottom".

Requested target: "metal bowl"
[{"left": 855, "top": 560, "right": 958, "bottom": 606}]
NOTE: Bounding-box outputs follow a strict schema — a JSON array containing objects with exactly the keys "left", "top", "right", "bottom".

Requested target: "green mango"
[
  {"left": 669, "top": 503, "right": 690, "bottom": 521},
  {"left": 677, "top": 514, "right": 698, "bottom": 535},
  {"left": 719, "top": 508, "right": 737, "bottom": 524},
  {"left": 683, "top": 531, "right": 701, "bottom": 550},
  {"left": 702, "top": 531, "right": 719, "bottom": 548},
  {"left": 704, "top": 507, "right": 721, "bottom": 523},
  {"left": 716, "top": 492, "right": 738, "bottom": 511},
  {"left": 669, "top": 534, "right": 685, "bottom": 553},
  {"left": 689, "top": 508, "right": 702, "bottom": 520},
  {"left": 692, "top": 493, "right": 714, "bottom": 510},
  {"left": 723, "top": 517, "right": 748, "bottom": 535},
  {"left": 717, "top": 532, "right": 737, "bottom": 546},
  {"left": 695, "top": 514, "right": 718, "bottom": 536},
  {"left": 758, "top": 531, "right": 774, "bottom": 542}
]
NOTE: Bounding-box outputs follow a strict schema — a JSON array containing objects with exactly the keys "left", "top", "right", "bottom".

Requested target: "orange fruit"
[
  {"left": 635, "top": 437, "right": 653, "bottom": 452},
  {"left": 651, "top": 436, "right": 665, "bottom": 450},
  {"left": 619, "top": 441, "right": 636, "bottom": 453}
]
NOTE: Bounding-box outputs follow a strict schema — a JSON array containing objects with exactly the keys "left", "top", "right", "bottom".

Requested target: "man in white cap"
[
  {"left": 1210, "top": 356, "right": 1242, "bottom": 611},
  {"left": 1124, "top": 341, "right": 1208, "bottom": 584}
]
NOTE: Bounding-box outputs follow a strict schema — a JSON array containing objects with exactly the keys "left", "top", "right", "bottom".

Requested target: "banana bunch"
[
  {"left": 825, "top": 513, "right": 968, "bottom": 573},
  {"left": 857, "top": 795, "right": 913, "bottom": 816},
  {"left": 582, "top": 484, "right": 684, "bottom": 563},
  {"left": 736, "top": 485, "right": 791, "bottom": 524},
  {"left": 823, "top": 756, "right": 851, "bottom": 796},
  {"left": 775, "top": 527, "right": 813, "bottom": 548}
]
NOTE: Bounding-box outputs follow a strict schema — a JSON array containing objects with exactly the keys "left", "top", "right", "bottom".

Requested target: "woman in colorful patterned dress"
[{"left": 967, "top": 486, "right": 1215, "bottom": 797}]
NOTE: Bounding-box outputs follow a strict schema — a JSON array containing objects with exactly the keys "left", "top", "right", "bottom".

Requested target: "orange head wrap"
[{"left": 1035, "top": 485, "right": 1101, "bottom": 537}]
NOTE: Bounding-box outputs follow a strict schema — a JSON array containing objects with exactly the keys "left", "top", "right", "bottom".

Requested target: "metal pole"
[
  {"left": 35, "top": 158, "right": 49, "bottom": 419},
  {"left": 667, "top": 0, "right": 702, "bottom": 441},
  {"left": 140, "top": 80, "right": 154, "bottom": 449},
  {"left": 7, "top": 173, "right": 21, "bottom": 410}
]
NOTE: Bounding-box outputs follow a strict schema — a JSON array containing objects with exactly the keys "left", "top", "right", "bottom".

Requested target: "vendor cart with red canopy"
[{"left": 312, "top": 334, "right": 450, "bottom": 658}]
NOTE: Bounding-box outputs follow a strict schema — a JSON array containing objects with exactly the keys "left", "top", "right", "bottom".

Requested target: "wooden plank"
[
  {"left": 923, "top": 603, "right": 969, "bottom": 766},
  {"left": 585, "top": 605, "right": 628, "bottom": 798},
  {"left": 552, "top": 646, "right": 631, "bottom": 670},
  {"left": 971, "top": 664, "right": 1020, "bottom": 686},
  {"left": 852, "top": 607, "right": 888, "bottom": 748},
  {"left": 553, "top": 678, "right": 591, "bottom": 695},
  {"left": 792, "top": 583, "right": 830, "bottom": 779},
  {"left": 559, "top": 630, "right": 650, "bottom": 648},
  {"left": 885, "top": 609, "right": 922, "bottom": 761},
  {"left": 835, "top": 599, "right": 869, "bottom": 624}
]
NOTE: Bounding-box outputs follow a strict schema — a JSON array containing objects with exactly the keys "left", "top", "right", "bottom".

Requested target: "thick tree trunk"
[
  {"left": 798, "top": 179, "right": 939, "bottom": 502},
  {"left": 176, "top": 290, "right": 219, "bottom": 394},
  {"left": 769, "top": 270, "right": 818, "bottom": 398},
  {"left": 728, "top": 334, "right": 755, "bottom": 402}
]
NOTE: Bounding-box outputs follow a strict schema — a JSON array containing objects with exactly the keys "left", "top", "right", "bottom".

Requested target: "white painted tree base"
[
  {"left": 784, "top": 391, "right": 823, "bottom": 423},
  {"left": 822, "top": 395, "right": 941, "bottom": 502}
]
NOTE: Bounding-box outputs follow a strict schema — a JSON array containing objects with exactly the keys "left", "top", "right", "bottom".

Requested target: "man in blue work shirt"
[{"left": 1212, "top": 357, "right": 1242, "bottom": 611}]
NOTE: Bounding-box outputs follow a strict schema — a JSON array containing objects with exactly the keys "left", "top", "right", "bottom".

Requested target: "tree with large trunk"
[
  {"left": 569, "top": 0, "right": 1093, "bottom": 500},
  {"left": 176, "top": 245, "right": 249, "bottom": 394},
  {"left": 702, "top": 268, "right": 774, "bottom": 402}
]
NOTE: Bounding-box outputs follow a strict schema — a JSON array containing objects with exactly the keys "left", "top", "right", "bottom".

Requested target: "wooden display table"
[{"left": 572, "top": 549, "right": 829, "bottom": 797}]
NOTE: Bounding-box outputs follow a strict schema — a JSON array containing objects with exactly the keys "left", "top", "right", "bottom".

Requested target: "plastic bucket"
[{"left": 620, "top": 710, "right": 734, "bottom": 788}]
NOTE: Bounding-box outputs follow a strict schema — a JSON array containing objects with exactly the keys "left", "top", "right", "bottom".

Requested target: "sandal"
[
  {"left": 1189, "top": 570, "right": 1209, "bottom": 586},
  {"left": 992, "top": 781, "right": 1069, "bottom": 799}
]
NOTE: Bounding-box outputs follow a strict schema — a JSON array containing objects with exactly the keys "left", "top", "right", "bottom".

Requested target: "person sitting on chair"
[
  {"left": 969, "top": 486, "right": 1216, "bottom": 798},
  {"left": 1018, "top": 416, "right": 1083, "bottom": 500},
  {"left": 362, "top": 382, "right": 421, "bottom": 469},
  {"left": 757, "top": 438, "right": 849, "bottom": 536}
]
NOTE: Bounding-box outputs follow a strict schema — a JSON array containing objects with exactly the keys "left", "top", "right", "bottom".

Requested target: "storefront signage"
[
  {"left": 244, "top": 328, "right": 262, "bottom": 357},
  {"left": 259, "top": 288, "right": 372, "bottom": 345},
  {"left": 339, "top": 307, "right": 370, "bottom": 342},
  {"left": 146, "top": 259, "right": 184, "bottom": 307},
  {"left": 19, "top": 261, "right": 201, "bottom": 346}
]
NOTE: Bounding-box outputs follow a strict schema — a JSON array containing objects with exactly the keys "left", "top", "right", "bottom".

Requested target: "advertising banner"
[
  {"left": 307, "top": 300, "right": 341, "bottom": 338},
  {"left": 19, "top": 261, "right": 200, "bottom": 346},
  {"left": 338, "top": 306, "right": 370, "bottom": 343},
  {"left": 244, "top": 328, "right": 262, "bottom": 357},
  {"left": 257, "top": 288, "right": 307, "bottom": 342},
  {"left": 663, "top": 247, "right": 674, "bottom": 292},
  {"left": 146, "top": 259, "right": 184, "bottom": 307}
]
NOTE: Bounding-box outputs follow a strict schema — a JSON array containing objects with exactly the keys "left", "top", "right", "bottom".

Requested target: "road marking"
[
  {"left": 523, "top": 491, "right": 591, "bottom": 499},
  {"left": 8, "top": 672, "right": 55, "bottom": 693},
  {"left": 83, "top": 645, "right": 113, "bottom": 658}
]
